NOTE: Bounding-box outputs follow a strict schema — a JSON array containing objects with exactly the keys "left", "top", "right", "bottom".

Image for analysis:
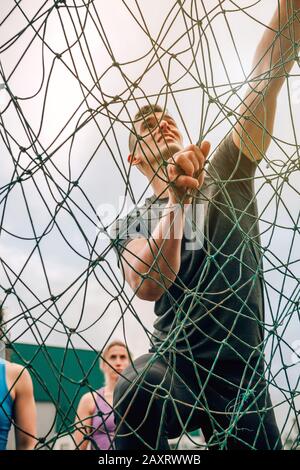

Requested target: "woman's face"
[{"left": 101, "top": 345, "right": 130, "bottom": 382}]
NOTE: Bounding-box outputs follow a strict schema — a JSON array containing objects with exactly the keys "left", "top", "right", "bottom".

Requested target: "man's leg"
[
  {"left": 113, "top": 353, "right": 203, "bottom": 450},
  {"left": 223, "top": 385, "right": 282, "bottom": 450},
  {"left": 113, "top": 353, "right": 175, "bottom": 449},
  {"left": 196, "top": 360, "right": 282, "bottom": 450}
]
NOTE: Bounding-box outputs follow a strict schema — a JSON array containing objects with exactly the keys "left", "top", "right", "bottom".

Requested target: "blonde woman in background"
[{"left": 73, "top": 340, "right": 131, "bottom": 450}]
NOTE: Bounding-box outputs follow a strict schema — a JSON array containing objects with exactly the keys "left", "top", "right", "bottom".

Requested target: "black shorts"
[{"left": 113, "top": 351, "right": 282, "bottom": 450}]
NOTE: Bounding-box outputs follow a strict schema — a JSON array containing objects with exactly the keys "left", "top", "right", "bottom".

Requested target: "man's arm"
[
  {"left": 120, "top": 203, "right": 185, "bottom": 302},
  {"left": 121, "top": 143, "right": 210, "bottom": 302},
  {"left": 233, "top": 0, "right": 300, "bottom": 161},
  {"left": 13, "top": 366, "right": 37, "bottom": 450}
]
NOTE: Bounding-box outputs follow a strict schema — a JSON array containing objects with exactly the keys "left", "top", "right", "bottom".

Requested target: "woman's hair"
[{"left": 100, "top": 340, "right": 132, "bottom": 368}]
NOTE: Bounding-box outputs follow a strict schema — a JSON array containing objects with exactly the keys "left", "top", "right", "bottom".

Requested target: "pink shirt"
[{"left": 91, "top": 388, "right": 115, "bottom": 450}]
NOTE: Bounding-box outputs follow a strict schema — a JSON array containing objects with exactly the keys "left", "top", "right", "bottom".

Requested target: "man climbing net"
[
  {"left": 0, "top": 0, "right": 299, "bottom": 450},
  {"left": 111, "top": 0, "right": 300, "bottom": 450}
]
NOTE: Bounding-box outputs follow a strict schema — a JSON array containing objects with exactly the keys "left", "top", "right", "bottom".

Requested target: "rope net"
[{"left": 0, "top": 0, "right": 299, "bottom": 450}]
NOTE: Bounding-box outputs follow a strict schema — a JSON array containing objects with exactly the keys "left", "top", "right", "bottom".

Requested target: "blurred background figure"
[
  {"left": 73, "top": 340, "right": 131, "bottom": 450},
  {"left": 0, "top": 303, "right": 37, "bottom": 450}
]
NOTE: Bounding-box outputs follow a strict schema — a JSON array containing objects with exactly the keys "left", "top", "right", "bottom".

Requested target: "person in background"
[
  {"left": 0, "top": 303, "right": 37, "bottom": 450},
  {"left": 73, "top": 340, "right": 131, "bottom": 450}
]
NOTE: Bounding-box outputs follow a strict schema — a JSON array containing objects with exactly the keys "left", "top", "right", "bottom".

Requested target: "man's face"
[{"left": 134, "top": 112, "right": 184, "bottom": 168}]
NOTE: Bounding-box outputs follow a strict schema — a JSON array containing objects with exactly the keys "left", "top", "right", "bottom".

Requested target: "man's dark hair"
[{"left": 128, "top": 103, "right": 165, "bottom": 154}]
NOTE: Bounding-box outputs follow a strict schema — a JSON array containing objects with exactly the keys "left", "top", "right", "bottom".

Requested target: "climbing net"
[{"left": 0, "top": 0, "right": 299, "bottom": 450}]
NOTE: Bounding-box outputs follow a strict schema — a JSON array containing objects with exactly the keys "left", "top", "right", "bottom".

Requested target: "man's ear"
[{"left": 128, "top": 154, "right": 143, "bottom": 166}]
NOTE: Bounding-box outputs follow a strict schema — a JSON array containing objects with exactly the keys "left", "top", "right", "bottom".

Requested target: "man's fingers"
[
  {"left": 183, "top": 152, "right": 200, "bottom": 174},
  {"left": 184, "top": 145, "right": 204, "bottom": 169},
  {"left": 169, "top": 156, "right": 194, "bottom": 177},
  {"left": 172, "top": 175, "right": 199, "bottom": 189},
  {"left": 167, "top": 142, "right": 210, "bottom": 192},
  {"left": 200, "top": 140, "right": 211, "bottom": 159}
]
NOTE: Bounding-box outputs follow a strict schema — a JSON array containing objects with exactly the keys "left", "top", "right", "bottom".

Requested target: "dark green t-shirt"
[{"left": 111, "top": 133, "right": 264, "bottom": 362}]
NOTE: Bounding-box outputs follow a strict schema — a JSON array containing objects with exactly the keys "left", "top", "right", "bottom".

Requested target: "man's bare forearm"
[
  {"left": 253, "top": 0, "right": 300, "bottom": 90},
  {"left": 233, "top": 1, "right": 300, "bottom": 160},
  {"left": 130, "top": 201, "right": 185, "bottom": 299}
]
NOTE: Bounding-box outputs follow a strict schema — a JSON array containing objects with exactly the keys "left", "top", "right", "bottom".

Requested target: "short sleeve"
[
  {"left": 206, "top": 132, "right": 262, "bottom": 197},
  {"left": 109, "top": 207, "right": 150, "bottom": 269},
  {"left": 109, "top": 218, "right": 133, "bottom": 269}
]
